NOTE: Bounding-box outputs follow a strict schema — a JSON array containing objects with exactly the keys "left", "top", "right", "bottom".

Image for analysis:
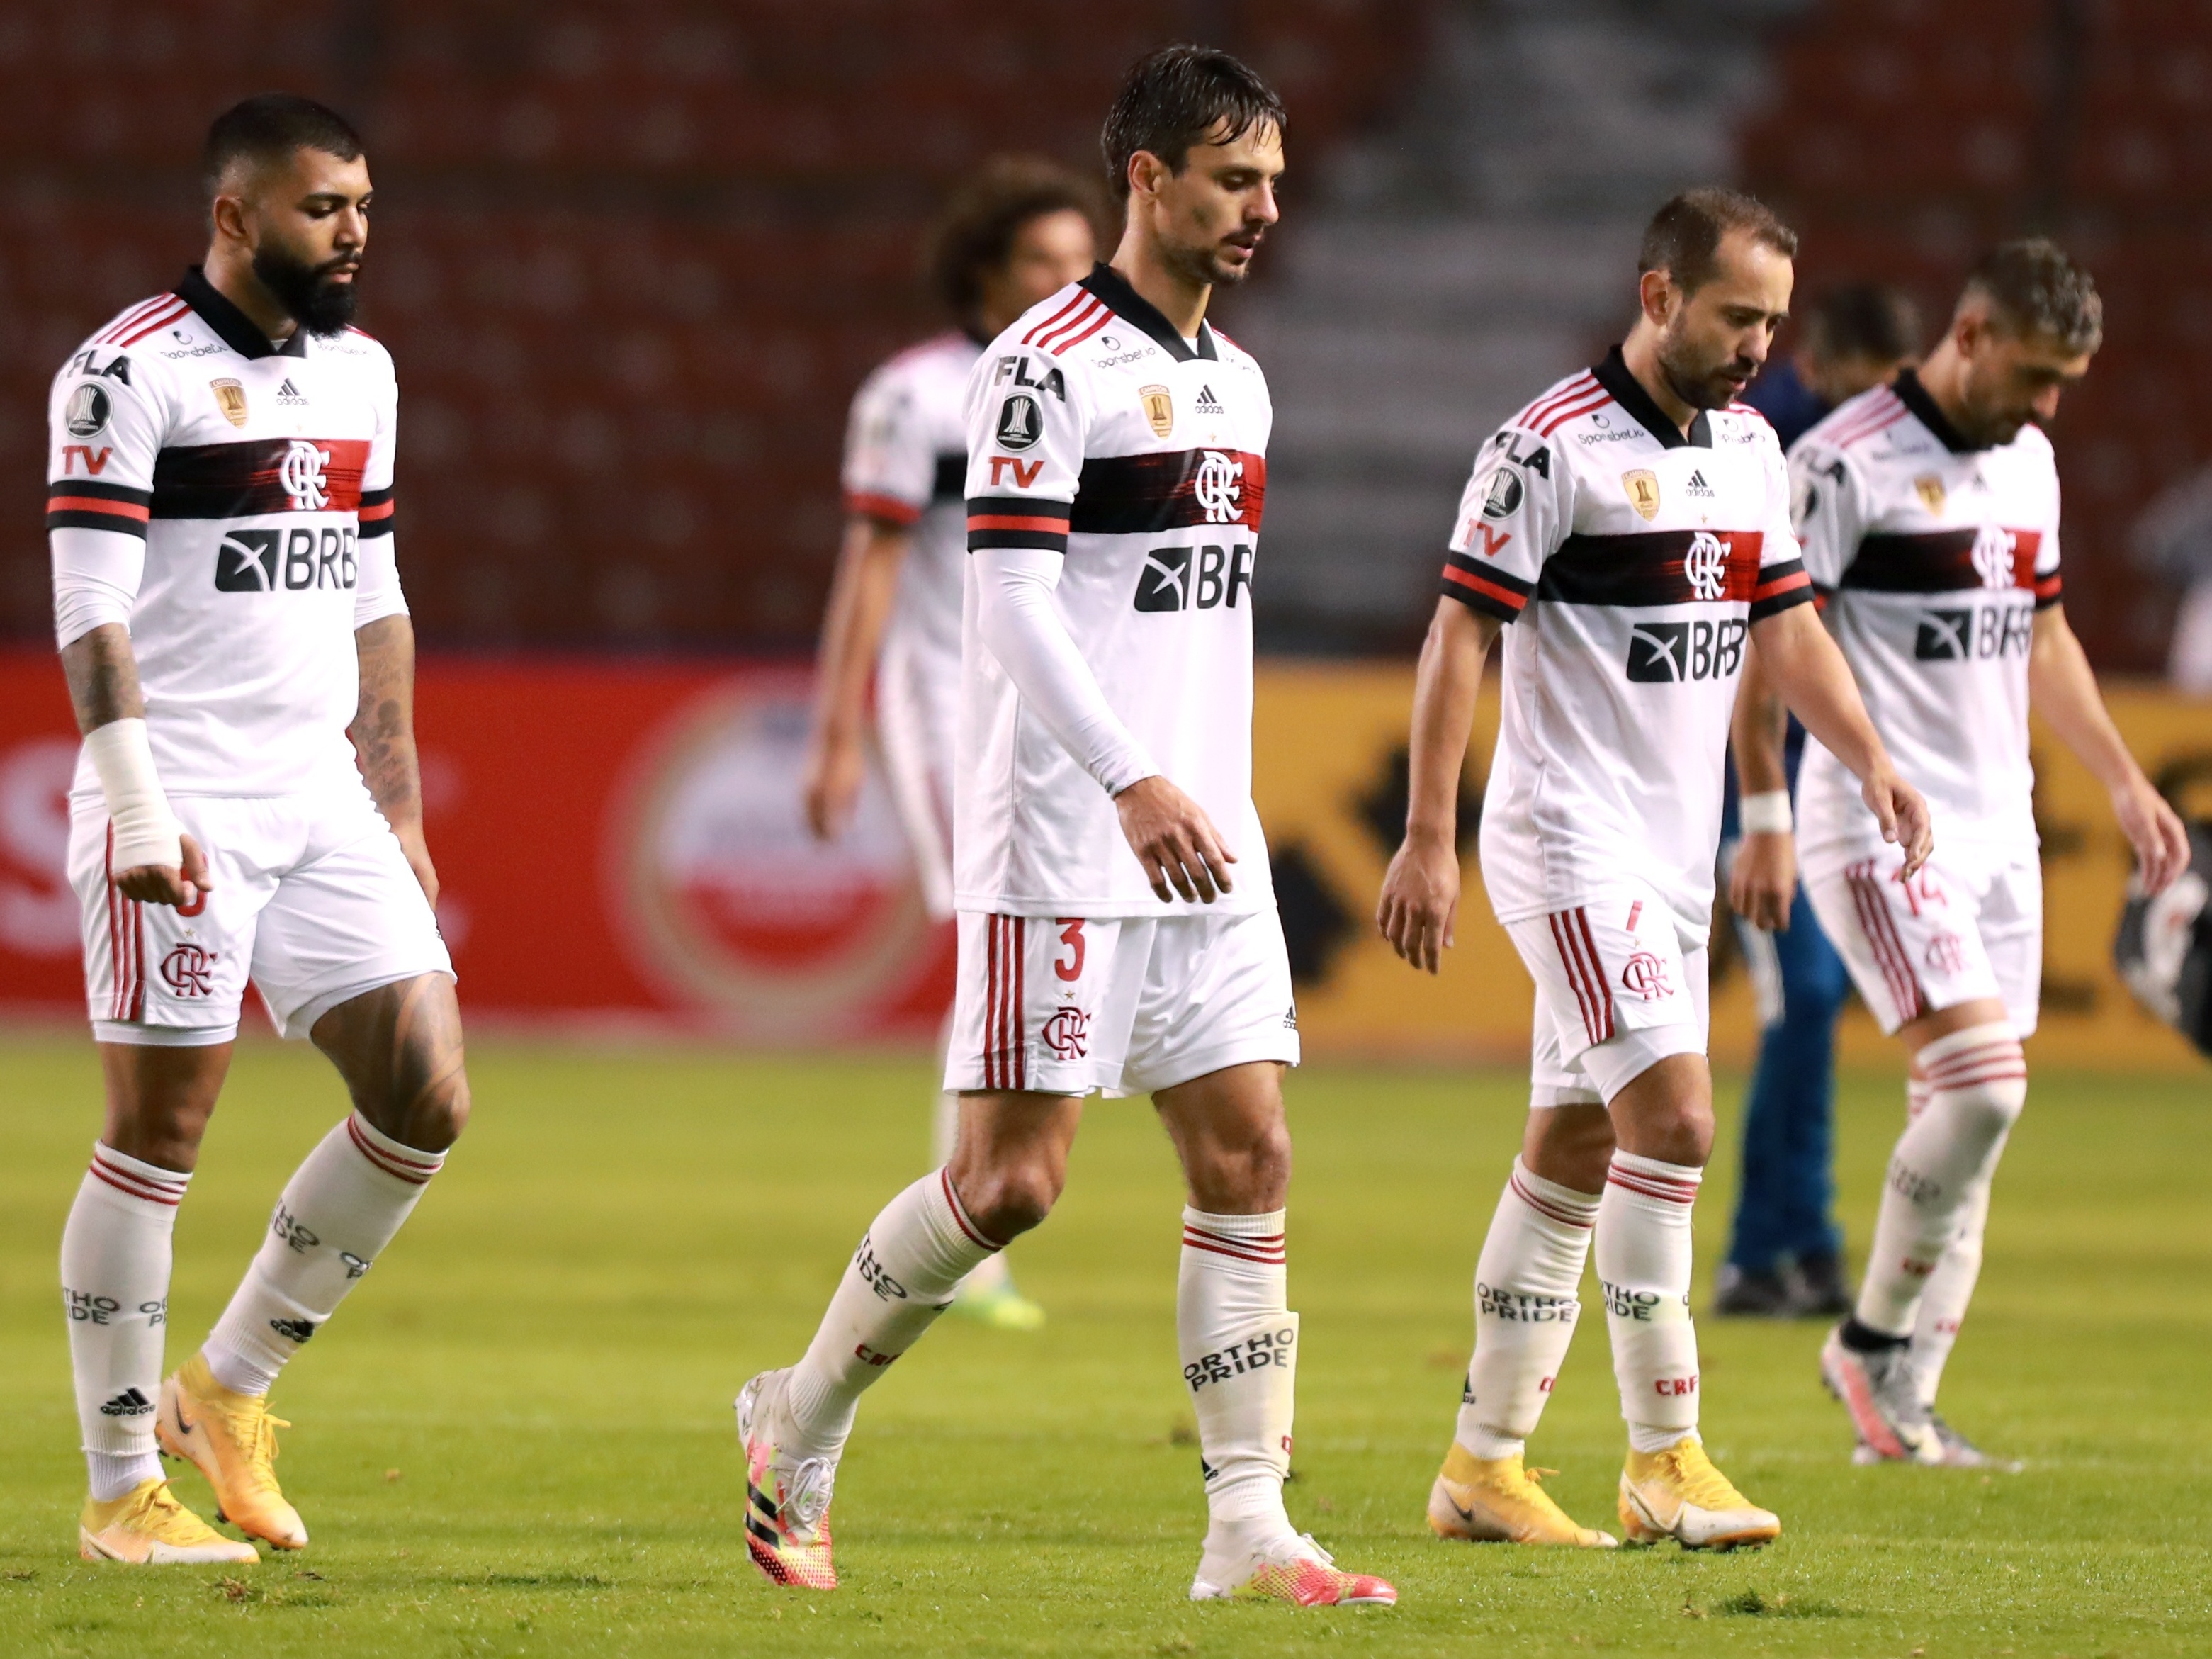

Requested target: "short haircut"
[
  {"left": 1959, "top": 238, "right": 2103, "bottom": 354},
  {"left": 203, "top": 94, "right": 363, "bottom": 198},
  {"left": 1100, "top": 43, "right": 1285, "bottom": 201},
  {"left": 924, "top": 156, "right": 1106, "bottom": 327},
  {"left": 1803, "top": 283, "right": 1922, "bottom": 366},
  {"left": 1637, "top": 187, "right": 1798, "bottom": 296}
]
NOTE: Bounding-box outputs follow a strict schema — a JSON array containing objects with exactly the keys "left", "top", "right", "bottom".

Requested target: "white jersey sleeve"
[
  {"left": 845, "top": 359, "right": 945, "bottom": 526},
  {"left": 47, "top": 347, "right": 170, "bottom": 647},
  {"left": 1786, "top": 431, "right": 1870, "bottom": 598},
  {"left": 1440, "top": 421, "right": 1569, "bottom": 622},
  {"left": 961, "top": 346, "right": 1090, "bottom": 556},
  {"left": 352, "top": 350, "right": 405, "bottom": 628}
]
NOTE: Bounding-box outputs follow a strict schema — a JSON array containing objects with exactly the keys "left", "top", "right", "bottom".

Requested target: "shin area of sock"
[
  {"left": 1456, "top": 1159, "right": 1596, "bottom": 1453},
  {"left": 64, "top": 1145, "right": 189, "bottom": 1497},
  {"left": 1596, "top": 1152, "right": 1703, "bottom": 1438}
]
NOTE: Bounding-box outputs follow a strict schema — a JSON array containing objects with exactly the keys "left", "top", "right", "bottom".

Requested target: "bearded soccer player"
[
  {"left": 1377, "top": 190, "right": 1932, "bottom": 1551},
  {"left": 1738, "top": 242, "right": 2190, "bottom": 1467},
  {"left": 51, "top": 95, "right": 465, "bottom": 1565},
  {"left": 737, "top": 47, "right": 1394, "bottom": 1607},
  {"left": 801, "top": 157, "right": 1100, "bottom": 1333}
]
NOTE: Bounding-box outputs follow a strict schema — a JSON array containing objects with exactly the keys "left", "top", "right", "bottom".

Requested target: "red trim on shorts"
[{"left": 1844, "top": 860, "right": 1924, "bottom": 1024}]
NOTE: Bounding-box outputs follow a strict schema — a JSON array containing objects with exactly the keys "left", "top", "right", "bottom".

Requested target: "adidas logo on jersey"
[
  {"left": 1685, "top": 468, "right": 1715, "bottom": 499},
  {"left": 1194, "top": 383, "right": 1224, "bottom": 415},
  {"left": 99, "top": 1387, "right": 154, "bottom": 1418},
  {"left": 276, "top": 377, "right": 307, "bottom": 406}
]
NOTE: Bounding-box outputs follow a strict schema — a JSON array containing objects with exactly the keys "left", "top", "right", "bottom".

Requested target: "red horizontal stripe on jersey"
[
  {"left": 1066, "top": 450, "right": 1266, "bottom": 535},
  {"left": 1536, "top": 529, "right": 1765, "bottom": 606},
  {"left": 845, "top": 490, "right": 922, "bottom": 526},
  {"left": 967, "top": 513, "right": 1070, "bottom": 534},
  {"left": 47, "top": 495, "right": 150, "bottom": 520},
  {"left": 357, "top": 498, "right": 396, "bottom": 522},
  {"left": 1842, "top": 528, "right": 2043, "bottom": 595},
  {"left": 149, "top": 437, "right": 372, "bottom": 519},
  {"left": 1753, "top": 568, "right": 1811, "bottom": 601},
  {"left": 1442, "top": 563, "right": 1528, "bottom": 610},
  {"left": 116, "top": 299, "right": 191, "bottom": 347}
]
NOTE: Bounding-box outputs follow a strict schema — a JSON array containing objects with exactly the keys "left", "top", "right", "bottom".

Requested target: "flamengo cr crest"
[
  {"left": 159, "top": 942, "right": 216, "bottom": 997},
  {"left": 1972, "top": 524, "right": 2017, "bottom": 590},
  {"left": 1194, "top": 450, "right": 1243, "bottom": 524},
  {"left": 1620, "top": 950, "right": 1672, "bottom": 1001},
  {"left": 1040, "top": 1003, "right": 1090, "bottom": 1059},
  {"left": 1683, "top": 531, "right": 1728, "bottom": 602},
  {"left": 279, "top": 440, "right": 331, "bottom": 511}
]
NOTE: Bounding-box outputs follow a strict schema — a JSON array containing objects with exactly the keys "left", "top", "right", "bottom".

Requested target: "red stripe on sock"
[
  {"left": 345, "top": 1117, "right": 438, "bottom": 1185},
  {"left": 1509, "top": 1171, "right": 1598, "bottom": 1229}
]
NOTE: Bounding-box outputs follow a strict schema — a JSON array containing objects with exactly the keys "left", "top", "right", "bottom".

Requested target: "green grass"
[{"left": 1, "top": 1037, "right": 2206, "bottom": 1657}]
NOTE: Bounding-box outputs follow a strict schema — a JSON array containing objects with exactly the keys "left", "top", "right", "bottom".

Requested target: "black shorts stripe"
[{"left": 1068, "top": 449, "right": 1265, "bottom": 535}]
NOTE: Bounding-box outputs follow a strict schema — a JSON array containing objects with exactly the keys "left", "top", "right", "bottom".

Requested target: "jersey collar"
[
  {"left": 1079, "top": 262, "right": 1219, "bottom": 364},
  {"left": 1890, "top": 367, "right": 1984, "bottom": 453},
  {"left": 175, "top": 266, "right": 309, "bottom": 361},
  {"left": 1593, "top": 345, "right": 1711, "bottom": 449}
]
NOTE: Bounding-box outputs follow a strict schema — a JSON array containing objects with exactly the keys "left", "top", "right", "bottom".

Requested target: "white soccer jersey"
[
  {"left": 1791, "top": 372, "right": 2063, "bottom": 862},
  {"left": 842, "top": 330, "right": 982, "bottom": 721},
  {"left": 47, "top": 269, "right": 405, "bottom": 799},
  {"left": 1440, "top": 349, "right": 1812, "bottom": 934},
  {"left": 956, "top": 264, "right": 1273, "bottom": 916}
]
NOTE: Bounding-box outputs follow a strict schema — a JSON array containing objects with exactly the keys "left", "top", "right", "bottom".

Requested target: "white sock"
[
  {"left": 202, "top": 1113, "right": 446, "bottom": 1396},
  {"left": 62, "top": 1144, "right": 189, "bottom": 1500},
  {"left": 1856, "top": 1024, "right": 2024, "bottom": 1337},
  {"left": 1911, "top": 1176, "right": 1990, "bottom": 1408},
  {"left": 1455, "top": 1159, "right": 1598, "bottom": 1461},
  {"left": 1178, "top": 1208, "right": 1298, "bottom": 1550},
  {"left": 1596, "top": 1152, "right": 1702, "bottom": 1449},
  {"left": 784, "top": 1170, "right": 998, "bottom": 1461}
]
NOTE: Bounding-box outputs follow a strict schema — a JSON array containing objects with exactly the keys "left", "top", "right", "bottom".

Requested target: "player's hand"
[
  {"left": 1860, "top": 763, "right": 1934, "bottom": 879},
  {"left": 1377, "top": 829, "right": 1460, "bottom": 974},
  {"left": 2114, "top": 773, "right": 2191, "bottom": 896},
  {"left": 1728, "top": 831, "right": 1797, "bottom": 932},
  {"left": 1114, "top": 774, "right": 1236, "bottom": 903},
  {"left": 394, "top": 823, "right": 441, "bottom": 910},
  {"left": 115, "top": 832, "right": 212, "bottom": 910},
  {"left": 803, "top": 730, "right": 865, "bottom": 842}
]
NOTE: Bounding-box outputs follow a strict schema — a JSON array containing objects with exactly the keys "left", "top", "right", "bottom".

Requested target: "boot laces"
[{"left": 1664, "top": 1441, "right": 1748, "bottom": 1511}]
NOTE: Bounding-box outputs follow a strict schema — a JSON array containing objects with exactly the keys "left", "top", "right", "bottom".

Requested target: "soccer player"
[
  {"left": 737, "top": 47, "right": 1395, "bottom": 1607},
  {"left": 1718, "top": 283, "right": 1924, "bottom": 1320},
  {"left": 1756, "top": 242, "right": 2191, "bottom": 1466},
  {"left": 1377, "top": 190, "right": 1932, "bottom": 1551},
  {"left": 51, "top": 96, "right": 466, "bottom": 1564},
  {"left": 802, "top": 157, "right": 1100, "bottom": 1333}
]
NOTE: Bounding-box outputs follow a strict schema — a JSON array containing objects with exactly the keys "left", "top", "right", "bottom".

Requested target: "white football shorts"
[
  {"left": 69, "top": 784, "right": 453, "bottom": 1046},
  {"left": 1802, "top": 842, "right": 2041, "bottom": 1037},
  {"left": 874, "top": 631, "right": 956, "bottom": 921},
  {"left": 945, "top": 906, "right": 1299, "bottom": 1098},
  {"left": 1504, "top": 888, "right": 1710, "bottom": 1107}
]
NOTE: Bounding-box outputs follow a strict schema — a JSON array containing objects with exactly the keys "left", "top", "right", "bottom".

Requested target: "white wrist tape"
[
  {"left": 1739, "top": 789, "right": 1793, "bottom": 836},
  {"left": 83, "top": 718, "right": 183, "bottom": 873}
]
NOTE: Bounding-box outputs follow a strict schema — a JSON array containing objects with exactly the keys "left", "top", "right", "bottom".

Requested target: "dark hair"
[
  {"left": 924, "top": 157, "right": 1106, "bottom": 327},
  {"left": 203, "top": 94, "right": 363, "bottom": 198},
  {"left": 1960, "top": 238, "right": 2103, "bottom": 354},
  {"left": 1803, "top": 283, "right": 1922, "bottom": 365},
  {"left": 1100, "top": 43, "right": 1285, "bottom": 201},
  {"left": 1638, "top": 187, "right": 1798, "bottom": 296}
]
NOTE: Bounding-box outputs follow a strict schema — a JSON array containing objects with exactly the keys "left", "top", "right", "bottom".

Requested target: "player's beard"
[
  {"left": 1161, "top": 226, "right": 1264, "bottom": 291},
  {"left": 1654, "top": 330, "right": 1759, "bottom": 414},
  {"left": 252, "top": 243, "right": 361, "bottom": 337}
]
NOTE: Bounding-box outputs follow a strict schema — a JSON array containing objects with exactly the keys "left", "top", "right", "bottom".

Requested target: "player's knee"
[
  {"left": 383, "top": 1062, "right": 470, "bottom": 1154},
  {"left": 1185, "top": 1117, "right": 1292, "bottom": 1213},
  {"left": 958, "top": 1157, "right": 1063, "bottom": 1241}
]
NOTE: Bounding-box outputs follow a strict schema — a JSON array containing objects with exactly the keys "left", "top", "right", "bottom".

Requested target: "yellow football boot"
[
  {"left": 1618, "top": 1435, "right": 1779, "bottom": 1550},
  {"left": 79, "top": 1478, "right": 259, "bottom": 1565},
  {"left": 156, "top": 1354, "right": 308, "bottom": 1551},
  {"left": 1427, "top": 1444, "right": 1618, "bottom": 1547}
]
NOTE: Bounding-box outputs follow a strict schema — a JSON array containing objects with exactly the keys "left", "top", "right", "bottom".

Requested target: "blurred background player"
[
  {"left": 736, "top": 45, "right": 1394, "bottom": 1608},
  {"left": 1774, "top": 241, "right": 2191, "bottom": 1468},
  {"left": 801, "top": 156, "right": 1102, "bottom": 1332},
  {"left": 1717, "top": 282, "right": 1924, "bottom": 1319},
  {"left": 1378, "top": 189, "right": 1931, "bottom": 1553},
  {"left": 50, "top": 96, "right": 468, "bottom": 1564}
]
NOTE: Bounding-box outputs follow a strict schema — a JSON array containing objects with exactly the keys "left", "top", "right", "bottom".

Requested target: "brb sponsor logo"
[
  {"left": 1625, "top": 618, "right": 1745, "bottom": 682},
  {"left": 1914, "top": 604, "right": 2031, "bottom": 661},
  {"left": 616, "top": 680, "right": 942, "bottom": 1039},
  {"left": 1134, "top": 544, "right": 1255, "bottom": 613},
  {"left": 159, "top": 941, "right": 216, "bottom": 996},
  {"left": 216, "top": 527, "right": 359, "bottom": 592}
]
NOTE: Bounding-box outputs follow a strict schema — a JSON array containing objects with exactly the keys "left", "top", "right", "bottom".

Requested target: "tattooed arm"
[{"left": 350, "top": 613, "right": 438, "bottom": 906}]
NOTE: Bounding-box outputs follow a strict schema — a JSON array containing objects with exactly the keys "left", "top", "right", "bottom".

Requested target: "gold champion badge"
[
  {"left": 1139, "top": 383, "right": 1173, "bottom": 439},
  {"left": 1914, "top": 474, "right": 1946, "bottom": 513},
  {"left": 210, "top": 378, "right": 249, "bottom": 428},
  {"left": 1623, "top": 468, "right": 1661, "bottom": 521}
]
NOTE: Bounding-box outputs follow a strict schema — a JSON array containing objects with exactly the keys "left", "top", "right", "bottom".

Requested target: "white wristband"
[
  {"left": 1739, "top": 789, "right": 1793, "bottom": 836},
  {"left": 82, "top": 718, "right": 183, "bottom": 873}
]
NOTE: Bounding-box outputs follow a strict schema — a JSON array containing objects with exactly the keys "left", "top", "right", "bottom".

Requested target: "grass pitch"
[{"left": 1, "top": 1037, "right": 2206, "bottom": 1657}]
